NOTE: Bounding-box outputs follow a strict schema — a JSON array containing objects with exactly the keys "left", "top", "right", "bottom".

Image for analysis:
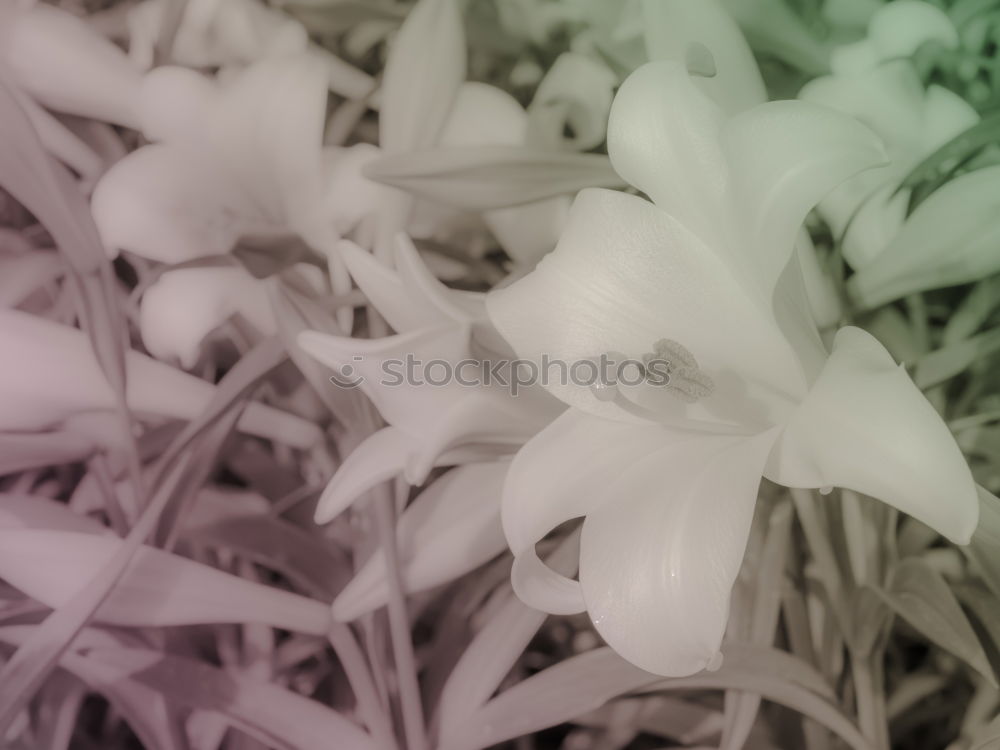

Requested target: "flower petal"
[
  {"left": 0, "top": 309, "right": 320, "bottom": 449},
  {"left": 486, "top": 188, "right": 807, "bottom": 428},
  {"left": 501, "top": 409, "right": 665, "bottom": 557},
  {"left": 332, "top": 461, "right": 508, "bottom": 620},
  {"left": 297, "top": 325, "right": 470, "bottom": 431},
  {"left": 139, "top": 265, "right": 276, "bottom": 369},
  {"left": 721, "top": 97, "right": 887, "bottom": 292},
  {"left": 606, "top": 61, "right": 728, "bottom": 245},
  {"left": 579, "top": 429, "right": 779, "bottom": 676},
  {"left": 765, "top": 326, "right": 979, "bottom": 544},
  {"left": 5, "top": 3, "right": 142, "bottom": 128},
  {"left": 501, "top": 409, "right": 665, "bottom": 617},
  {"left": 641, "top": 0, "right": 767, "bottom": 114},
  {"left": 848, "top": 166, "right": 1000, "bottom": 308},
  {"left": 313, "top": 426, "right": 489, "bottom": 524},
  {"left": 91, "top": 144, "right": 250, "bottom": 262},
  {"left": 337, "top": 238, "right": 454, "bottom": 333},
  {"left": 207, "top": 55, "right": 329, "bottom": 235}
]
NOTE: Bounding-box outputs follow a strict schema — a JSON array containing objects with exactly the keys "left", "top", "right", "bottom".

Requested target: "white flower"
[
  {"left": 0, "top": 308, "right": 320, "bottom": 450},
  {"left": 486, "top": 61, "right": 979, "bottom": 677},
  {"left": 298, "top": 234, "right": 563, "bottom": 525},
  {"left": 800, "top": 0, "right": 978, "bottom": 270},
  {"left": 2, "top": 2, "right": 143, "bottom": 128}
]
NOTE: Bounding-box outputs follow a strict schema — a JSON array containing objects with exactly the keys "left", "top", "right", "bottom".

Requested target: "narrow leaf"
[
  {"left": 872, "top": 557, "right": 995, "bottom": 684},
  {"left": 0, "top": 529, "right": 331, "bottom": 634},
  {"left": 363, "top": 146, "right": 626, "bottom": 211}
]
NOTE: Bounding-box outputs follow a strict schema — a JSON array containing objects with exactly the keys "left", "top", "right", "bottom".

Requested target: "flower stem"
[
  {"left": 851, "top": 652, "right": 890, "bottom": 750},
  {"left": 374, "top": 481, "right": 427, "bottom": 750}
]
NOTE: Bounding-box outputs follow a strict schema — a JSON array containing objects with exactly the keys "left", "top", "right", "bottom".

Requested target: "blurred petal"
[
  {"left": 0, "top": 309, "right": 320, "bottom": 448},
  {"left": 313, "top": 427, "right": 488, "bottom": 523},
  {"left": 139, "top": 265, "right": 276, "bottom": 369},
  {"left": 297, "top": 325, "right": 470, "bottom": 430},
  {"left": 207, "top": 55, "right": 329, "bottom": 232},
  {"left": 91, "top": 144, "right": 251, "bottom": 262},
  {"left": 641, "top": 0, "right": 767, "bottom": 113},
  {"left": 332, "top": 461, "right": 508, "bottom": 620},
  {"left": 765, "top": 327, "right": 979, "bottom": 544},
  {"left": 486, "top": 188, "right": 807, "bottom": 427},
  {"left": 580, "top": 428, "right": 778, "bottom": 676},
  {"left": 867, "top": 0, "right": 957, "bottom": 61},
  {"left": 323, "top": 144, "right": 388, "bottom": 236},
  {"left": 440, "top": 82, "right": 527, "bottom": 147},
  {"left": 137, "top": 66, "right": 218, "bottom": 143},
  {"left": 527, "top": 52, "right": 617, "bottom": 151},
  {"left": 380, "top": 0, "right": 465, "bottom": 152},
  {"left": 403, "top": 385, "right": 562, "bottom": 485},
  {"left": 848, "top": 166, "right": 1000, "bottom": 308},
  {"left": 5, "top": 3, "right": 142, "bottom": 127}
]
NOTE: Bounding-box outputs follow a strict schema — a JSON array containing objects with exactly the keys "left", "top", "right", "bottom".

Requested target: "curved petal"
[
  {"left": 207, "top": 55, "right": 329, "bottom": 232},
  {"left": 579, "top": 428, "right": 779, "bottom": 676},
  {"left": 641, "top": 0, "right": 767, "bottom": 114},
  {"left": 486, "top": 188, "right": 807, "bottom": 428},
  {"left": 392, "top": 233, "right": 485, "bottom": 326},
  {"left": 848, "top": 166, "right": 1000, "bottom": 308},
  {"left": 606, "top": 61, "right": 728, "bottom": 245},
  {"left": 765, "top": 327, "right": 979, "bottom": 544},
  {"left": 297, "top": 325, "right": 470, "bottom": 431},
  {"left": 722, "top": 98, "right": 887, "bottom": 293},
  {"left": 337, "top": 239, "right": 455, "bottom": 333},
  {"left": 332, "top": 461, "right": 508, "bottom": 620},
  {"left": 920, "top": 84, "right": 979, "bottom": 153},
  {"left": 527, "top": 52, "right": 617, "bottom": 150},
  {"left": 403, "top": 385, "right": 562, "bottom": 485},
  {"left": 139, "top": 266, "right": 275, "bottom": 369},
  {"left": 0, "top": 309, "right": 320, "bottom": 449},
  {"left": 867, "top": 0, "right": 958, "bottom": 61},
  {"left": 501, "top": 409, "right": 665, "bottom": 616},
  {"left": 501, "top": 409, "right": 665, "bottom": 556},
  {"left": 314, "top": 427, "right": 491, "bottom": 524},
  {"left": 440, "top": 82, "right": 527, "bottom": 147},
  {"left": 91, "top": 144, "right": 251, "bottom": 262},
  {"left": 5, "top": 3, "right": 143, "bottom": 128}
]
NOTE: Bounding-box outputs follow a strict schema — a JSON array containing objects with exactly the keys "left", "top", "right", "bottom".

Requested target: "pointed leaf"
[
  {"left": 0, "top": 529, "right": 331, "bottom": 635},
  {"left": 872, "top": 557, "right": 995, "bottom": 684},
  {"left": 363, "top": 146, "right": 626, "bottom": 210}
]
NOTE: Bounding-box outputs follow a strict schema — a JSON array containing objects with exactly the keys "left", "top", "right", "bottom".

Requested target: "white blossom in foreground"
[{"left": 487, "top": 60, "right": 980, "bottom": 677}]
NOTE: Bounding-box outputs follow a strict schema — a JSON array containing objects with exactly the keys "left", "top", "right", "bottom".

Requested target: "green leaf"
[
  {"left": 967, "top": 485, "right": 1000, "bottom": 599},
  {"left": 872, "top": 557, "right": 995, "bottom": 685},
  {"left": 438, "top": 645, "right": 863, "bottom": 750},
  {"left": 0, "top": 628, "right": 375, "bottom": 750},
  {"left": 364, "top": 146, "right": 626, "bottom": 211},
  {"left": 436, "top": 533, "right": 580, "bottom": 734},
  {"left": 0, "top": 529, "right": 331, "bottom": 634},
  {"left": 913, "top": 326, "right": 1000, "bottom": 389}
]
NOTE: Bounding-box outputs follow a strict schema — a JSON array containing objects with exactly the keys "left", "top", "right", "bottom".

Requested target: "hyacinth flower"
[
  {"left": 0, "top": 308, "right": 321, "bottom": 451},
  {"left": 486, "top": 60, "right": 980, "bottom": 677},
  {"left": 800, "top": 0, "right": 978, "bottom": 272},
  {"left": 298, "top": 234, "right": 563, "bottom": 524}
]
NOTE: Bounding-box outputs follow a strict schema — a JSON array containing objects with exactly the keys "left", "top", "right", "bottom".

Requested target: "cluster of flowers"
[{"left": 2, "top": 0, "right": 1000, "bottom": 747}]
